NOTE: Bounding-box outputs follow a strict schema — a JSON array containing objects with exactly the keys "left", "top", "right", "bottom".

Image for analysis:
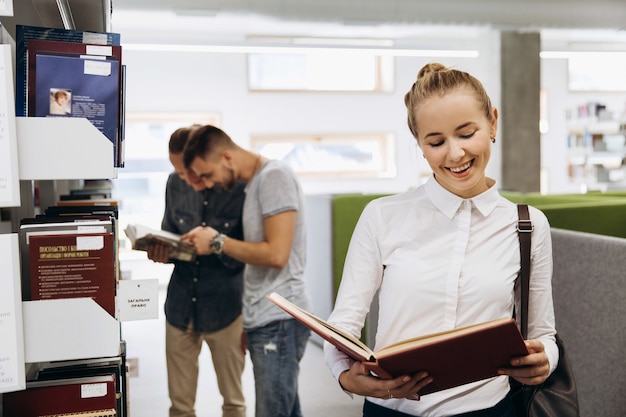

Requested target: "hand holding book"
[
  {"left": 180, "top": 226, "right": 221, "bottom": 256},
  {"left": 339, "top": 358, "right": 432, "bottom": 401},
  {"left": 145, "top": 240, "right": 173, "bottom": 263},
  {"left": 266, "top": 292, "right": 528, "bottom": 395},
  {"left": 124, "top": 223, "right": 196, "bottom": 262}
]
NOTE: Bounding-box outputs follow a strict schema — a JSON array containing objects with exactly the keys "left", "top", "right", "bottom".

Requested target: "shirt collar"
[{"left": 424, "top": 174, "right": 500, "bottom": 219}]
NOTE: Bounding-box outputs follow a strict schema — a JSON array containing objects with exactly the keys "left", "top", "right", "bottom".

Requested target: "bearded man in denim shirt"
[{"left": 147, "top": 126, "right": 247, "bottom": 417}]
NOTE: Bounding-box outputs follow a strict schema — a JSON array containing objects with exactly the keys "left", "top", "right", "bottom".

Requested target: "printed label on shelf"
[{"left": 118, "top": 279, "right": 159, "bottom": 321}]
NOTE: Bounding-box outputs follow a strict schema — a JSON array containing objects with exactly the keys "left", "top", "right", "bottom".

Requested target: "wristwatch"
[{"left": 209, "top": 233, "right": 225, "bottom": 255}]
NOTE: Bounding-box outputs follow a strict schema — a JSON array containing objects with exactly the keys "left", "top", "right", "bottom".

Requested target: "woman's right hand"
[{"left": 339, "top": 361, "right": 432, "bottom": 401}]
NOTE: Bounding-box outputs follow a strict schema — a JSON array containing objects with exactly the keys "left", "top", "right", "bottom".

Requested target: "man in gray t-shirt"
[{"left": 181, "top": 125, "right": 311, "bottom": 417}]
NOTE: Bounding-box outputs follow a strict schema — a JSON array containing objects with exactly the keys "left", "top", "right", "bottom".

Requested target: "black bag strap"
[{"left": 517, "top": 204, "right": 533, "bottom": 339}]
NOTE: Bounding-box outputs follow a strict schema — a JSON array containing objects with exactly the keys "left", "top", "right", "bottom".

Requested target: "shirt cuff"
[{"left": 324, "top": 342, "right": 356, "bottom": 398}]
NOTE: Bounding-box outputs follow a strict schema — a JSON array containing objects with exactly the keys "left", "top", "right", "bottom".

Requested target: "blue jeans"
[{"left": 247, "top": 319, "right": 310, "bottom": 417}]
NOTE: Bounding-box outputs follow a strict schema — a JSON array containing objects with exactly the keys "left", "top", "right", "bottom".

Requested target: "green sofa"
[
  {"left": 500, "top": 191, "right": 626, "bottom": 238},
  {"left": 332, "top": 191, "right": 626, "bottom": 295}
]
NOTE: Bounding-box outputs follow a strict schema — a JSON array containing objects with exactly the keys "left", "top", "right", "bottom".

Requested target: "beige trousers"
[{"left": 166, "top": 315, "right": 246, "bottom": 417}]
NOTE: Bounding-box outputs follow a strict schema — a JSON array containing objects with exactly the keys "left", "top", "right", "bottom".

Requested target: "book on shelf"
[
  {"left": 2, "top": 374, "right": 117, "bottom": 417},
  {"left": 44, "top": 204, "right": 119, "bottom": 219},
  {"left": 28, "top": 232, "right": 117, "bottom": 318},
  {"left": 82, "top": 179, "right": 114, "bottom": 189},
  {"left": 24, "top": 39, "right": 124, "bottom": 167},
  {"left": 29, "top": 52, "right": 121, "bottom": 166},
  {"left": 34, "top": 356, "right": 124, "bottom": 384},
  {"left": 124, "top": 223, "right": 197, "bottom": 262},
  {"left": 40, "top": 409, "right": 117, "bottom": 417},
  {"left": 68, "top": 180, "right": 113, "bottom": 199},
  {"left": 59, "top": 193, "right": 112, "bottom": 201},
  {"left": 56, "top": 199, "right": 119, "bottom": 207},
  {"left": 33, "top": 356, "right": 126, "bottom": 416},
  {"left": 118, "top": 64, "right": 127, "bottom": 168},
  {"left": 266, "top": 292, "right": 528, "bottom": 395},
  {"left": 26, "top": 39, "right": 123, "bottom": 114},
  {"left": 15, "top": 24, "right": 121, "bottom": 118},
  {"left": 19, "top": 216, "right": 116, "bottom": 300}
]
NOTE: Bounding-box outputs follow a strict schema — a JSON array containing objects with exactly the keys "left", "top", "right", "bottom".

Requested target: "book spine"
[{"left": 39, "top": 409, "right": 117, "bottom": 417}]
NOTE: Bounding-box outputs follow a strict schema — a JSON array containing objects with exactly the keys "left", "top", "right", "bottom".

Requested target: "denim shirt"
[{"left": 162, "top": 173, "right": 245, "bottom": 333}]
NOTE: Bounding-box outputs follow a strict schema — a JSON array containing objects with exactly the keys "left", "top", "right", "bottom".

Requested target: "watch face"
[{"left": 211, "top": 234, "right": 224, "bottom": 254}]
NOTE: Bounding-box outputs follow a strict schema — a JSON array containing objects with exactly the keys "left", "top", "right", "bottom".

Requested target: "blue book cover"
[
  {"left": 34, "top": 53, "right": 120, "bottom": 166},
  {"left": 15, "top": 25, "right": 121, "bottom": 117}
]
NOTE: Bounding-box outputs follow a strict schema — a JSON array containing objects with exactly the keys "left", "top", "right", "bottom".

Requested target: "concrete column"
[{"left": 500, "top": 31, "right": 541, "bottom": 192}]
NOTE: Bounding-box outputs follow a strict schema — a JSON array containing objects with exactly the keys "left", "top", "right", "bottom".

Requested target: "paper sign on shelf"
[
  {"left": 0, "top": 234, "right": 26, "bottom": 394},
  {"left": 117, "top": 279, "right": 159, "bottom": 321},
  {"left": 0, "top": 0, "right": 14, "bottom": 17}
]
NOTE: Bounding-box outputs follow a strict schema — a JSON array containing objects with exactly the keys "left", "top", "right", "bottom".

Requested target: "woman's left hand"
[{"left": 498, "top": 339, "right": 551, "bottom": 385}]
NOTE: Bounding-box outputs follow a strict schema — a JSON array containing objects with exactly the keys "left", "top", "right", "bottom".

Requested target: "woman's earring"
[{"left": 490, "top": 137, "right": 496, "bottom": 143}]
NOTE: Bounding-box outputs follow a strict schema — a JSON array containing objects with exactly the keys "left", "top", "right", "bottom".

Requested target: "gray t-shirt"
[{"left": 242, "top": 159, "right": 311, "bottom": 329}]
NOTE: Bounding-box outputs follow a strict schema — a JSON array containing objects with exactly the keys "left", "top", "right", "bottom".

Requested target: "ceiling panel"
[
  {"left": 0, "top": 0, "right": 110, "bottom": 41},
  {"left": 111, "top": 0, "right": 626, "bottom": 30}
]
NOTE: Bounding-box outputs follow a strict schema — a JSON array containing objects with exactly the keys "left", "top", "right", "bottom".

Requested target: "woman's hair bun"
[{"left": 417, "top": 62, "right": 448, "bottom": 79}]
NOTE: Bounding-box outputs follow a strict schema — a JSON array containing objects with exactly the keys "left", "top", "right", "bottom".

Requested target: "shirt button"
[
  {"left": 224, "top": 222, "right": 229, "bottom": 227},
  {"left": 192, "top": 297, "right": 197, "bottom": 302},
  {"left": 203, "top": 201, "right": 208, "bottom": 206},
  {"left": 193, "top": 277, "right": 198, "bottom": 282},
  {"left": 178, "top": 218, "right": 184, "bottom": 224}
]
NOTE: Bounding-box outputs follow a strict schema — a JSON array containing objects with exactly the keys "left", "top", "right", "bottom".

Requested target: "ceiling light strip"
[
  {"left": 541, "top": 50, "right": 626, "bottom": 59},
  {"left": 122, "top": 43, "right": 479, "bottom": 57}
]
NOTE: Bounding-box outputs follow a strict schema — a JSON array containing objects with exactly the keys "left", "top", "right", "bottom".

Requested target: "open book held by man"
[
  {"left": 124, "top": 223, "right": 196, "bottom": 262},
  {"left": 267, "top": 292, "right": 528, "bottom": 395}
]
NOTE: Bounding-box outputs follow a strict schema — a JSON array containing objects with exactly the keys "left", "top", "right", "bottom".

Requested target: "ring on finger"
[{"left": 387, "top": 389, "right": 393, "bottom": 399}]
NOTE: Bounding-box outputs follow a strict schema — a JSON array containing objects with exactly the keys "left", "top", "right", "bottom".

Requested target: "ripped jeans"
[{"left": 247, "top": 319, "right": 311, "bottom": 417}]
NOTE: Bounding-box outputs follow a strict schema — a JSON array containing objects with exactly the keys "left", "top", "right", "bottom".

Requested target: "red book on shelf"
[
  {"left": 28, "top": 232, "right": 116, "bottom": 317},
  {"left": 2, "top": 374, "right": 117, "bottom": 417}
]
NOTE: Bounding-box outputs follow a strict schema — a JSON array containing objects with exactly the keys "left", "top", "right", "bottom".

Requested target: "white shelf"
[
  {"left": 17, "top": 117, "right": 116, "bottom": 180},
  {"left": 567, "top": 118, "right": 621, "bottom": 135},
  {"left": 22, "top": 298, "right": 121, "bottom": 363}
]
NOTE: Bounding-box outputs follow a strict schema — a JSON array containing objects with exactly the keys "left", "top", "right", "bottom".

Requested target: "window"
[
  {"left": 247, "top": 37, "right": 394, "bottom": 92},
  {"left": 568, "top": 52, "right": 626, "bottom": 91},
  {"left": 113, "top": 112, "right": 220, "bottom": 235},
  {"left": 251, "top": 133, "right": 396, "bottom": 179}
]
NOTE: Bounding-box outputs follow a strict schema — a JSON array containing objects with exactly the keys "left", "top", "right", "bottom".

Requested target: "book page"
[
  {"left": 124, "top": 223, "right": 181, "bottom": 244},
  {"left": 266, "top": 292, "right": 374, "bottom": 361},
  {"left": 375, "top": 317, "right": 516, "bottom": 355}
]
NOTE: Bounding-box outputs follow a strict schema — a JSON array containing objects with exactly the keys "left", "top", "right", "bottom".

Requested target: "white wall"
[
  {"left": 121, "top": 30, "right": 626, "bottom": 197},
  {"left": 121, "top": 30, "right": 502, "bottom": 195}
]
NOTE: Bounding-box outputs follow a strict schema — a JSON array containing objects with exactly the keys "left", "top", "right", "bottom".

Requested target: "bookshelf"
[
  {"left": 566, "top": 114, "right": 626, "bottom": 191},
  {"left": 1, "top": 1, "right": 127, "bottom": 416}
]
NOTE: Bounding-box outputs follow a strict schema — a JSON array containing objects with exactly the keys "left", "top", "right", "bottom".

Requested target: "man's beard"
[{"left": 222, "top": 167, "right": 236, "bottom": 192}]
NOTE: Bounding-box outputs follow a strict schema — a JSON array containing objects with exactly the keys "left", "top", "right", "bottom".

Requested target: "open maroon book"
[{"left": 267, "top": 292, "right": 528, "bottom": 395}]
